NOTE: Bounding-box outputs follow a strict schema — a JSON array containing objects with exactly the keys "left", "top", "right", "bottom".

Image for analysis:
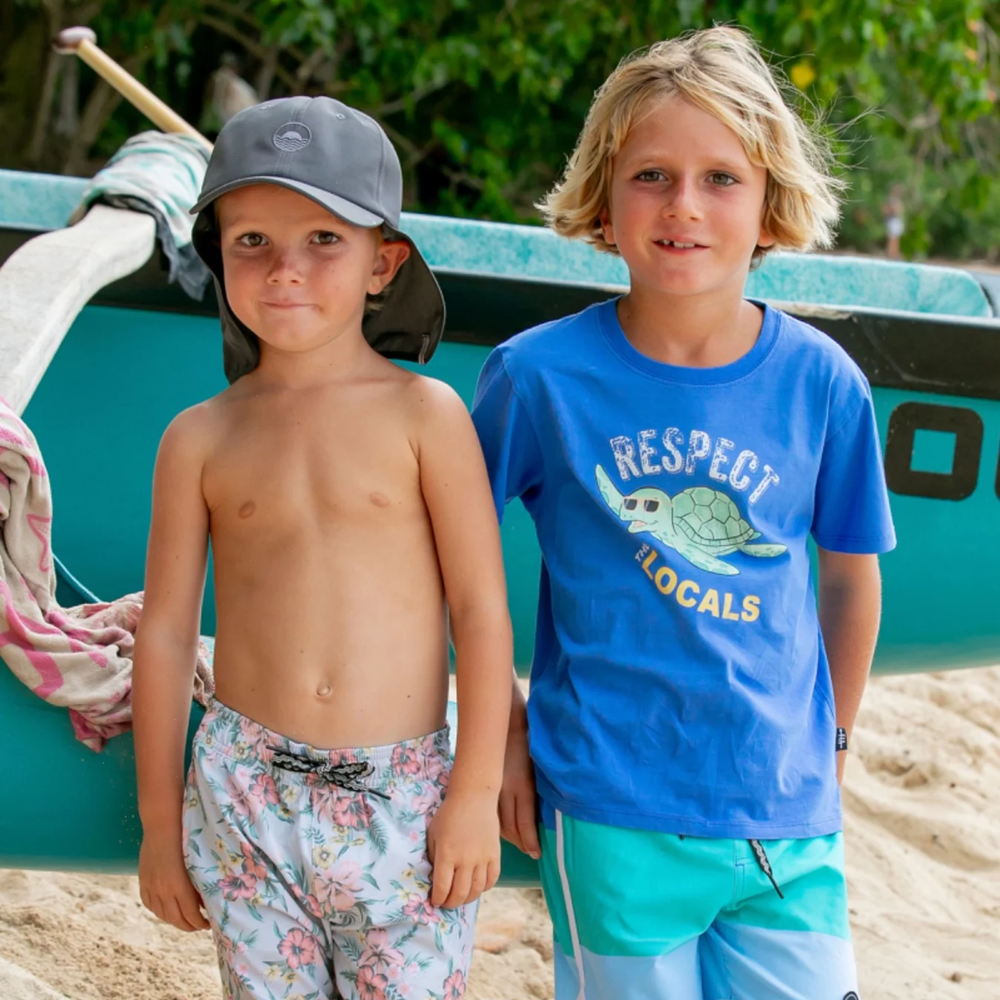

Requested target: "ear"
[
  {"left": 757, "top": 227, "right": 776, "bottom": 250},
  {"left": 757, "top": 203, "right": 776, "bottom": 249},
  {"left": 369, "top": 239, "right": 411, "bottom": 294},
  {"left": 598, "top": 205, "right": 617, "bottom": 247}
]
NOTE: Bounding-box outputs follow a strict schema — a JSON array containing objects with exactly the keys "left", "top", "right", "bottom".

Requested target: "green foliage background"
[{"left": 1, "top": 0, "right": 997, "bottom": 259}]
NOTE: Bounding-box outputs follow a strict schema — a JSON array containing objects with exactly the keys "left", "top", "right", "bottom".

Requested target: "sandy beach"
[{"left": 2, "top": 665, "right": 998, "bottom": 999}]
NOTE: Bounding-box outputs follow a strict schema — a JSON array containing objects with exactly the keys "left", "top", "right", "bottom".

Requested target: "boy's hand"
[
  {"left": 138, "top": 832, "right": 210, "bottom": 932},
  {"left": 427, "top": 791, "right": 501, "bottom": 908},
  {"left": 499, "top": 725, "right": 541, "bottom": 860}
]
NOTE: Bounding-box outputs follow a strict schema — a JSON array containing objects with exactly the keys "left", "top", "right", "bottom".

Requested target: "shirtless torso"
[
  {"left": 203, "top": 362, "right": 449, "bottom": 748},
  {"left": 133, "top": 138, "right": 510, "bottom": 942}
]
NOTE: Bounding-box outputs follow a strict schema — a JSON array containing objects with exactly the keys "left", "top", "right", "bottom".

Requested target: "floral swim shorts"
[{"left": 183, "top": 699, "right": 476, "bottom": 1000}]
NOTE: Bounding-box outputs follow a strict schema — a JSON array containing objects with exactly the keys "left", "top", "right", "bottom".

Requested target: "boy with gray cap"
[{"left": 132, "top": 97, "right": 512, "bottom": 1000}]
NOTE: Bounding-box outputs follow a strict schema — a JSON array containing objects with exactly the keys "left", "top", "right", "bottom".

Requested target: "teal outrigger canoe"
[{"left": 2, "top": 166, "right": 999, "bottom": 883}]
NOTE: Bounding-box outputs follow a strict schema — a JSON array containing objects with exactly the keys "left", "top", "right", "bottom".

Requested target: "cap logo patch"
[{"left": 273, "top": 123, "right": 312, "bottom": 152}]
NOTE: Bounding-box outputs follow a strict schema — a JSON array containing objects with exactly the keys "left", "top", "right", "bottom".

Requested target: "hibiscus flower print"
[
  {"left": 359, "top": 928, "right": 404, "bottom": 974},
  {"left": 315, "top": 859, "right": 364, "bottom": 912},
  {"left": 220, "top": 871, "right": 257, "bottom": 902},
  {"left": 391, "top": 744, "right": 422, "bottom": 778},
  {"left": 223, "top": 769, "right": 255, "bottom": 823},
  {"left": 308, "top": 781, "right": 340, "bottom": 825},
  {"left": 443, "top": 969, "right": 467, "bottom": 999},
  {"left": 249, "top": 772, "right": 281, "bottom": 809},
  {"left": 238, "top": 716, "right": 267, "bottom": 756},
  {"left": 402, "top": 892, "right": 439, "bottom": 925},
  {"left": 410, "top": 789, "right": 441, "bottom": 816},
  {"left": 277, "top": 927, "right": 319, "bottom": 971},
  {"left": 332, "top": 793, "right": 373, "bottom": 830},
  {"left": 240, "top": 842, "right": 268, "bottom": 881},
  {"left": 423, "top": 750, "right": 449, "bottom": 786},
  {"left": 288, "top": 881, "right": 322, "bottom": 921},
  {"left": 356, "top": 965, "right": 390, "bottom": 1000}
]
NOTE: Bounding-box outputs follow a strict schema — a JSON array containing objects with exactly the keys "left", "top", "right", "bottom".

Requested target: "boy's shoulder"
[
  {"left": 491, "top": 300, "right": 608, "bottom": 377},
  {"left": 770, "top": 305, "right": 864, "bottom": 377},
  {"left": 155, "top": 396, "right": 227, "bottom": 474},
  {"left": 384, "top": 370, "right": 478, "bottom": 448},
  {"left": 766, "top": 307, "right": 880, "bottom": 441},
  {"left": 401, "top": 370, "right": 468, "bottom": 418}
]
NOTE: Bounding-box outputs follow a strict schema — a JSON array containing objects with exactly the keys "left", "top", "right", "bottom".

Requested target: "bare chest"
[{"left": 203, "top": 412, "right": 423, "bottom": 534}]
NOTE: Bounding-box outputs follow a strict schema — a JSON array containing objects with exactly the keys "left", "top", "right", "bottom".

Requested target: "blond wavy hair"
[{"left": 539, "top": 27, "right": 843, "bottom": 264}]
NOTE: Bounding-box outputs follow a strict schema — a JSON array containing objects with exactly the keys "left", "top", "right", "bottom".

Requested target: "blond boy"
[{"left": 474, "top": 29, "right": 893, "bottom": 1000}]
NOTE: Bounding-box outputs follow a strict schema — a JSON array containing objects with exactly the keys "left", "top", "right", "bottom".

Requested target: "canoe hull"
[
  {"left": 3, "top": 166, "right": 1000, "bottom": 879},
  {"left": 21, "top": 303, "right": 1000, "bottom": 676}
]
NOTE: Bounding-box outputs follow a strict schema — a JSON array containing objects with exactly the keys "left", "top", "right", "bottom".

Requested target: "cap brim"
[{"left": 189, "top": 176, "right": 383, "bottom": 228}]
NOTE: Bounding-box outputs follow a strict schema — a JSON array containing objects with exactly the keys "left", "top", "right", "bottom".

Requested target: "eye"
[
  {"left": 237, "top": 232, "right": 267, "bottom": 247},
  {"left": 643, "top": 500, "right": 660, "bottom": 512},
  {"left": 311, "top": 231, "right": 340, "bottom": 245},
  {"left": 623, "top": 498, "right": 638, "bottom": 510},
  {"left": 635, "top": 169, "right": 666, "bottom": 183},
  {"left": 708, "top": 172, "right": 738, "bottom": 187}
]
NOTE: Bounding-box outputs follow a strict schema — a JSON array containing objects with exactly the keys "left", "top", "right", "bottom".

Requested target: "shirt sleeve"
[
  {"left": 811, "top": 375, "right": 896, "bottom": 554},
  {"left": 471, "top": 347, "right": 544, "bottom": 522}
]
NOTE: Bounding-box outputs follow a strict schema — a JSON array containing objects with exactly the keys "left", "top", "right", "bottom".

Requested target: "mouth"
[
  {"left": 260, "top": 301, "right": 314, "bottom": 310},
  {"left": 653, "top": 239, "right": 706, "bottom": 251},
  {"left": 628, "top": 520, "right": 647, "bottom": 531}
]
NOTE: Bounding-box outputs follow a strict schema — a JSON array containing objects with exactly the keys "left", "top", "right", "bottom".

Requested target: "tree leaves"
[{"left": 3, "top": 0, "right": 998, "bottom": 258}]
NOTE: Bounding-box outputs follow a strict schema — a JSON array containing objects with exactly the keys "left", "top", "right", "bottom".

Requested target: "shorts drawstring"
[
  {"left": 748, "top": 839, "right": 784, "bottom": 899},
  {"left": 268, "top": 746, "right": 391, "bottom": 799}
]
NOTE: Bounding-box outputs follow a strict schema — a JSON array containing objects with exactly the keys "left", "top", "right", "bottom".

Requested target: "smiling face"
[
  {"left": 600, "top": 95, "right": 774, "bottom": 301},
  {"left": 216, "top": 184, "right": 410, "bottom": 362}
]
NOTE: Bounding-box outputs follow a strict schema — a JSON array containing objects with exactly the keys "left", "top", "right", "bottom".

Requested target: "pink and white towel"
[{"left": 0, "top": 397, "right": 213, "bottom": 751}]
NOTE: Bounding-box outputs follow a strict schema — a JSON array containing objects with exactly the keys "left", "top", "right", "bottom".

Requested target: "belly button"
[
  {"left": 369, "top": 492, "right": 390, "bottom": 508},
  {"left": 238, "top": 501, "right": 256, "bottom": 519},
  {"left": 317, "top": 684, "right": 331, "bottom": 697}
]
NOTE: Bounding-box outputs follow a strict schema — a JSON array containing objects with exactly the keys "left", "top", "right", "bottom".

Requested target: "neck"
[{"left": 617, "top": 279, "right": 762, "bottom": 369}]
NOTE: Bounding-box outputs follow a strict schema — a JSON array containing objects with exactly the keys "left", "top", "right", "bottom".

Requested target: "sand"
[{"left": 2, "top": 666, "right": 999, "bottom": 999}]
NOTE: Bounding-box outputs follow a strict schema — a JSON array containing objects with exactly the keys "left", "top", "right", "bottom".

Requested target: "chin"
[
  {"left": 254, "top": 323, "right": 326, "bottom": 351},
  {"left": 646, "top": 274, "right": 718, "bottom": 297}
]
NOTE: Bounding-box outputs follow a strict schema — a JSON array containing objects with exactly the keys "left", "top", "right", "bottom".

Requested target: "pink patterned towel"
[{"left": 0, "top": 397, "right": 213, "bottom": 751}]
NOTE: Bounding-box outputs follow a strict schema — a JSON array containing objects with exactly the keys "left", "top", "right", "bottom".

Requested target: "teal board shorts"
[{"left": 539, "top": 812, "right": 860, "bottom": 1000}]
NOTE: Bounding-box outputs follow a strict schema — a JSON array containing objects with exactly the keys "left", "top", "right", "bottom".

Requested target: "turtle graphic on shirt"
[{"left": 595, "top": 465, "right": 787, "bottom": 577}]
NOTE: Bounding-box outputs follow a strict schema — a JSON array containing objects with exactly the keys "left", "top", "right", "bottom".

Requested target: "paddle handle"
[{"left": 55, "top": 27, "right": 212, "bottom": 150}]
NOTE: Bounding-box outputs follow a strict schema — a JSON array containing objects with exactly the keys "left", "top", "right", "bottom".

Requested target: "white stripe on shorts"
[{"left": 555, "top": 809, "right": 586, "bottom": 1000}]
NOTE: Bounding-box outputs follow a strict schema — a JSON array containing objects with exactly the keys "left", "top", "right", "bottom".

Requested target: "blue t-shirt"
[{"left": 472, "top": 299, "right": 896, "bottom": 839}]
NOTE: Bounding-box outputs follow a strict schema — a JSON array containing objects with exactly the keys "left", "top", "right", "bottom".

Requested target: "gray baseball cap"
[{"left": 190, "top": 96, "right": 444, "bottom": 382}]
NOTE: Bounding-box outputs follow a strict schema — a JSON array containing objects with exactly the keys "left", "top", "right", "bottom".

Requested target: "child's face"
[
  {"left": 600, "top": 95, "right": 774, "bottom": 300},
  {"left": 217, "top": 185, "right": 410, "bottom": 358}
]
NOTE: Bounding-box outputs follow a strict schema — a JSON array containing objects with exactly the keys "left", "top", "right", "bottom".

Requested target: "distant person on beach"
[
  {"left": 132, "top": 97, "right": 512, "bottom": 1000},
  {"left": 882, "top": 183, "right": 905, "bottom": 259},
  {"left": 473, "top": 27, "right": 894, "bottom": 1000},
  {"left": 201, "top": 53, "right": 259, "bottom": 133}
]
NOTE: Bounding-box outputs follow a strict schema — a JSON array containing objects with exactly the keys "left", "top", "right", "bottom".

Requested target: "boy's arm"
[
  {"left": 816, "top": 548, "right": 882, "bottom": 784},
  {"left": 133, "top": 409, "right": 211, "bottom": 931},
  {"left": 471, "top": 348, "right": 544, "bottom": 859},
  {"left": 414, "top": 379, "right": 513, "bottom": 908},
  {"left": 498, "top": 676, "right": 541, "bottom": 859},
  {"left": 811, "top": 368, "right": 895, "bottom": 786}
]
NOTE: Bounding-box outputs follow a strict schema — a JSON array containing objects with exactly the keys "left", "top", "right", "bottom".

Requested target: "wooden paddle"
[{"left": 54, "top": 27, "right": 213, "bottom": 151}]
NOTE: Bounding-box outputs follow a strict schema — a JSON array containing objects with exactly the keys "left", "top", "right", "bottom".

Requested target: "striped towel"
[
  {"left": 71, "top": 130, "right": 211, "bottom": 299},
  {"left": 0, "top": 396, "right": 214, "bottom": 751}
]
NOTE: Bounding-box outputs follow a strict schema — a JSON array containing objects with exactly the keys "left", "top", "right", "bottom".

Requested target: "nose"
[
  {"left": 663, "top": 174, "right": 703, "bottom": 220},
  {"left": 266, "top": 248, "right": 305, "bottom": 285}
]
